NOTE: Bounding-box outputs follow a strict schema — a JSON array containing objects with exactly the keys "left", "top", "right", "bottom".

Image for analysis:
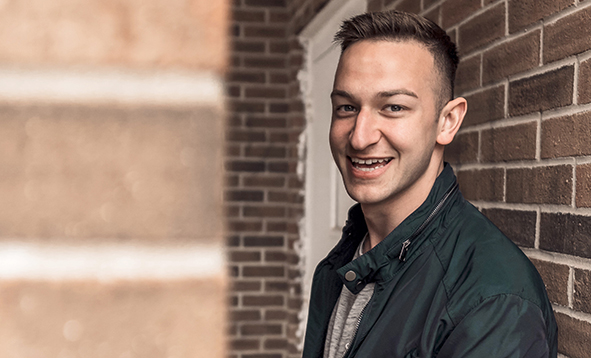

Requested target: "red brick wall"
[{"left": 228, "top": 0, "right": 591, "bottom": 357}]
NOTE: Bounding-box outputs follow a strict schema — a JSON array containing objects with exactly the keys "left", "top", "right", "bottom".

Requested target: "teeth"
[{"left": 351, "top": 157, "right": 391, "bottom": 165}]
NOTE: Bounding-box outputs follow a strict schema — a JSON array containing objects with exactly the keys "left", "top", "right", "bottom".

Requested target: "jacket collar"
[{"left": 330, "top": 163, "right": 459, "bottom": 294}]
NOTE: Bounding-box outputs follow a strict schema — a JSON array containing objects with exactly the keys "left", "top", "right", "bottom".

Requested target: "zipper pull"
[{"left": 398, "top": 239, "right": 411, "bottom": 262}]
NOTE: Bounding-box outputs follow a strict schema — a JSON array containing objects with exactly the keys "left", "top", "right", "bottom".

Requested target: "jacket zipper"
[
  {"left": 343, "top": 298, "right": 371, "bottom": 358},
  {"left": 398, "top": 182, "right": 459, "bottom": 262}
]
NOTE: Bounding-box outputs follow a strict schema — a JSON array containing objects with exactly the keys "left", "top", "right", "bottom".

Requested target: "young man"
[{"left": 302, "top": 11, "right": 557, "bottom": 358}]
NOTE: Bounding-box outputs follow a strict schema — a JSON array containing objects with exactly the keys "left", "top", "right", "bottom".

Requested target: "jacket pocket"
[{"left": 403, "top": 347, "right": 418, "bottom": 358}]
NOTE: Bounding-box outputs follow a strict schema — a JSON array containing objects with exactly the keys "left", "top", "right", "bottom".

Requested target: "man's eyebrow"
[
  {"left": 330, "top": 89, "right": 352, "bottom": 99},
  {"left": 377, "top": 90, "right": 418, "bottom": 98}
]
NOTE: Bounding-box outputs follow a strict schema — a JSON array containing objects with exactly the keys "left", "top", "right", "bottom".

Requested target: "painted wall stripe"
[
  {"left": 0, "top": 242, "right": 224, "bottom": 281},
  {"left": 0, "top": 67, "right": 222, "bottom": 105}
]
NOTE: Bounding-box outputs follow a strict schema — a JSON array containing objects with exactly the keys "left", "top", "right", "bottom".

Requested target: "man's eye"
[
  {"left": 337, "top": 105, "right": 356, "bottom": 112},
  {"left": 386, "top": 105, "right": 403, "bottom": 112}
]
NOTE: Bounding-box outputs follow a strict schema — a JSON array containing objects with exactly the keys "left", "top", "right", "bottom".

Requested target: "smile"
[{"left": 350, "top": 157, "right": 393, "bottom": 172}]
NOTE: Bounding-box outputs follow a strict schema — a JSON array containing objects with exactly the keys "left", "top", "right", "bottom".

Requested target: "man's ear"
[{"left": 436, "top": 97, "right": 467, "bottom": 146}]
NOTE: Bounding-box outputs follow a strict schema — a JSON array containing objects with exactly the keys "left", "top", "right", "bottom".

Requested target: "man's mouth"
[{"left": 350, "top": 157, "right": 393, "bottom": 172}]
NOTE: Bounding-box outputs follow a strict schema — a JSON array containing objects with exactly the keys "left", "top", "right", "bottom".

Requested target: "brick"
[
  {"left": 230, "top": 310, "right": 262, "bottom": 322},
  {"left": 270, "top": 72, "right": 289, "bottom": 84},
  {"left": 0, "top": 279, "right": 226, "bottom": 357},
  {"left": 233, "top": 9, "right": 266, "bottom": 22},
  {"left": 457, "top": 168, "right": 504, "bottom": 201},
  {"left": 245, "top": 145, "right": 287, "bottom": 158},
  {"left": 226, "top": 129, "right": 266, "bottom": 142},
  {"left": 265, "top": 339, "right": 288, "bottom": 349},
  {"left": 227, "top": 70, "right": 266, "bottom": 84},
  {"left": 455, "top": 55, "right": 481, "bottom": 95},
  {"left": 441, "top": 0, "right": 481, "bottom": 28},
  {"left": 580, "top": 58, "right": 591, "bottom": 104},
  {"left": 225, "top": 160, "right": 266, "bottom": 172},
  {"left": 544, "top": 7, "right": 591, "bottom": 64},
  {"left": 542, "top": 111, "right": 591, "bottom": 159},
  {"left": 393, "top": 0, "right": 420, "bottom": 13},
  {"left": 269, "top": 103, "right": 290, "bottom": 113},
  {"left": 458, "top": 3, "right": 505, "bottom": 55},
  {"left": 0, "top": 0, "right": 229, "bottom": 72},
  {"left": 233, "top": 40, "right": 266, "bottom": 53},
  {"left": 244, "top": 236, "right": 284, "bottom": 247},
  {"left": 367, "top": 0, "right": 383, "bottom": 12},
  {"left": 243, "top": 205, "right": 286, "bottom": 217},
  {"left": 267, "top": 161, "right": 291, "bottom": 173},
  {"left": 444, "top": 131, "right": 478, "bottom": 166},
  {"left": 244, "top": 0, "right": 286, "bottom": 6},
  {"left": 482, "top": 30, "right": 541, "bottom": 85},
  {"left": 508, "top": 0, "right": 573, "bottom": 34},
  {"left": 530, "top": 259, "right": 569, "bottom": 306},
  {"left": 423, "top": 6, "right": 440, "bottom": 26},
  {"left": 555, "top": 312, "right": 591, "bottom": 358},
  {"left": 246, "top": 116, "right": 287, "bottom": 129},
  {"left": 481, "top": 122, "right": 537, "bottom": 162},
  {"left": 243, "top": 56, "right": 287, "bottom": 69},
  {"left": 269, "top": 10, "right": 290, "bottom": 23},
  {"left": 481, "top": 209, "right": 536, "bottom": 248},
  {"left": 265, "top": 309, "right": 288, "bottom": 320},
  {"left": 227, "top": 84, "right": 241, "bottom": 97},
  {"left": 240, "top": 324, "right": 283, "bottom": 336},
  {"left": 229, "top": 100, "right": 266, "bottom": 113},
  {"left": 540, "top": 213, "right": 591, "bottom": 258},
  {"left": 506, "top": 165, "right": 572, "bottom": 204},
  {"left": 243, "top": 175, "right": 285, "bottom": 188},
  {"left": 462, "top": 85, "right": 505, "bottom": 126},
  {"left": 225, "top": 190, "right": 264, "bottom": 202},
  {"left": 245, "top": 86, "right": 287, "bottom": 99},
  {"left": 265, "top": 251, "right": 287, "bottom": 262},
  {"left": 574, "top": 268, "right": 591, "bottom": 314},
  {"left": 243, "top": 266, "right": 285, "bottom": 278},
  {"left": 230, "top": 250, "right": 262, "bottom": 262},
  {"left": 423, "top": 0, "right": 439, "bottom": 8},
  {"left": 265, "top": 281, "right": 289, "bottom": 292},
  {"left": 231, "top": 338, "right": 260, "bottom": 350},
  {"left": 508, "top": 66, "right": 574, "bottom": 116},
  {"left": 244, "top": 25, "right": 287, "bottom": 39},
  {"left": 577, "top": 164, "right": 591, "bottom": 207},
  {"left": 227, "top": 220, "right": 263, "bottom": 232},
  {"left": 242, "top": 294, "right": 284, "bottom": 306},
  {"left": 231, "top": 281, "right": 262, "bottom": 292}
]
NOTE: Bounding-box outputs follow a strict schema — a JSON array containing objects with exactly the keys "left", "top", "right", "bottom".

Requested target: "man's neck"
[{"left": 361, "top": 161, "right": 444, "bottom": 250}]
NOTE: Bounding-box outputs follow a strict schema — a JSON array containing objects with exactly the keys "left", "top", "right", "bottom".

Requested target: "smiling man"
[{"left": 302, "top": 11, "right": 557, "bottom": 358}]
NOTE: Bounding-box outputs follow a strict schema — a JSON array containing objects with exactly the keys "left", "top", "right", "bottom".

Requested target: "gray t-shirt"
[{"left": 323, "top": 236, "right": 375, "bottom": 358}]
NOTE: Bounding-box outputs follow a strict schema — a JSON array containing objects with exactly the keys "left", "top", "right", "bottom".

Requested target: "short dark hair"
[{"left": 334, "top": 10, "right": 459, "bottom": 104}]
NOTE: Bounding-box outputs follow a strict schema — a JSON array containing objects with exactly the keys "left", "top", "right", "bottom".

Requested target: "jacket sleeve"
[{"left": 436, "top": 294, "right": 552, "bottom": 358}]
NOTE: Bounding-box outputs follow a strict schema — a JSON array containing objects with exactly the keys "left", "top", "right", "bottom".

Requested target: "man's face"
[{"left": 329, "top": 39, "right": 444, "bottom": 209}]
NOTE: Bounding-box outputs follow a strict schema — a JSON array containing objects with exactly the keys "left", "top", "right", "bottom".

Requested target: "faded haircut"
[{"left": 334, "top": 10, "right": 459, "bottom": 107}]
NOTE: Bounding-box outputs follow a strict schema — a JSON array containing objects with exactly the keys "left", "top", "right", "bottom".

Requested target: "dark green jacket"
[{"left": 302, "top": 165, "right": 557, "bottom": 358}]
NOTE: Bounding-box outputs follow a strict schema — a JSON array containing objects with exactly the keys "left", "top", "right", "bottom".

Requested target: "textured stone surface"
[
  {"left": 506, "top": 166, "right": 572, "bottom": 205},
  {"left": 574, "top": 268, "right": 591, "bottom": 314},
  {"left": 0, "top": 0, "right": 229, "bottom": 71},
  {"left": 509, "top": 66, "right": 574, "bottom": 116},
  {"left": 543, "top": 6, "right": 591, "bottom": 64},
  {"left": 441, "top": 0, "right": 481, "bottom": 28},
  {"left": 555, "top": 312, "right": 591, "bottom": 358},
  {"left": 541, "top": 111, "right": 591, "bottom": 159},
  {"left": 458, "top": 2, "right": 505, "bottom": 55},
  {"left": 480, "top": 122, "right": 537, "bottom": 162},
  {"left": 481, "top": 208, "right": 536, "bottom": 248},
  {"left": 0, "top": 278, "right": 226, "bottom": 357},
  {"left": 457, "top": 168, "right": 504, "bottom": 202},
  {"left": 462, "top": 85, "right": 505, "bottom": 127},
  {"left": 482, "top": 30, "right": 541, "bottom": 85},
  {"left": 580, "top": 58, "right": 591, "bottom": 104},
  {"left": 455, "top": 55, "right": 481, "bottom": 95},
  {"left": 530, "top": 259, "right": 569, "bottom": 306},
  {"left": 0, "top": 104, "right": 223, "bottom": 241},
  {"left": 540, "top": 213, "right": 591, "bottom": 259},
  {"left": 444, "top": 131, "right": 478, "bottom": 166},
  {"left": 577, "top": 163, "right": 591, "bottom": 208},
  {"left": 508, "top": 0, "right": 573, "bottom": 34}
]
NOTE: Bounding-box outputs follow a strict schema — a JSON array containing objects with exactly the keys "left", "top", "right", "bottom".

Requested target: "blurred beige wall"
[{"left": 0, "top": 1, "right": 228, "bottom": 357}]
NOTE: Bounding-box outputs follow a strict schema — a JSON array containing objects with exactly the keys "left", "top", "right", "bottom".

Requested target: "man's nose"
[{"left": 349, "top": 108, "right": 380, "bottom": 150}]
